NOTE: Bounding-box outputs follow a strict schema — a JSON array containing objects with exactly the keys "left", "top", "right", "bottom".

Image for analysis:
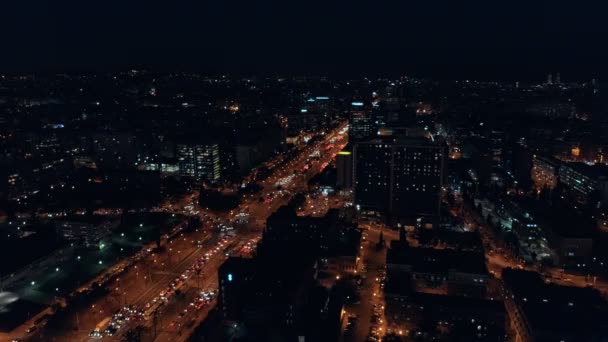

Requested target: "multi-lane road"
[{"left": 19, "top": 122, "right": 349, "bottom": 342}]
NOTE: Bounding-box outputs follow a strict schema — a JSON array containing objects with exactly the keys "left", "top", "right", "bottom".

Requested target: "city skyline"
[{"left": 2, "top": 3, "right": 608, "bottom": 341}]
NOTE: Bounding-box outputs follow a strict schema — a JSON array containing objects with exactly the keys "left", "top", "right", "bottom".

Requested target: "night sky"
[{"left": 3, "top": 1, "right": 607, "bottom": 80}]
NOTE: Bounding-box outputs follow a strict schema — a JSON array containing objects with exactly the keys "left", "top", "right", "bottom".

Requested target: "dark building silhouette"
[
  {"left": 502, "top": 269, "right": 608, "bottom": 342},
  {"left": 354, "top": 137, "right": 447, "bottom": 222},
  {"left": 218, "top": 254, "right": 344, "bottom": 342},
  {"left": 336, "top": 148, "right": 353, "bottom": 190},
  {"left": 385, "top": 240, "right": 489, "bottom": 298}
]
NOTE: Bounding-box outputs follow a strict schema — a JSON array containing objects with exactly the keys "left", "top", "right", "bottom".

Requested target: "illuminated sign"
[
  {"left": 228, "top": 273, "right": 233, "bottom": 282},
  {"left": 338, "top": 151, "right": 351, "bottom": 155},
  {"left": 351, "top": 102, "right": 364, "bottom": 106}
]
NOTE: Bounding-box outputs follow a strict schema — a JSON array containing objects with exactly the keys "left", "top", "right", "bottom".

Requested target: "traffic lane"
[
  {"left": 107, "top": 241, "right": 228, "bottom": 342},
  {"left": 48, "top": 228, "right": 217, "bottom": 341},
  {"left": 54, "top": 123, "right": 348, "bottom": 341},
  {"left": 345, "top": 229, "right": 387, "bottom": 342},
  {"left": 153, "top": 273, "right": 219, "bottom": 341},
  {"left": 146, "top": 233, "right": 254, "bottom": 342}
]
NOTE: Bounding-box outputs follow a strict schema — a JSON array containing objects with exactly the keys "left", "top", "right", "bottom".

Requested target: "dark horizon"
[
  {"left": 3, "top": 1, "right": 607, "bottom": 81},
  {"left": 1, "top": 59, "right": 604, "bottom": 84}
]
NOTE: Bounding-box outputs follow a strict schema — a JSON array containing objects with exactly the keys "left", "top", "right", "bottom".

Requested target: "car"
[
  {"left": 89, "top": 330, "right": 103, "bottom": 339},
  {"left": 105, "top": 326, "right": 118, "bottom": 336}
]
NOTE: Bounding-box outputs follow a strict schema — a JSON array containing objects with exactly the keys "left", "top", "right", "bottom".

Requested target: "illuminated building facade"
[
  {"left": 531, "top": 155, "right": 559, "bottom": 190},
  {"left": 349, "top": 101, "right": 373, "bottom": 142},
  {"left": 354, "top": 137, "right": 447, "bottom": 220},
  {"left": 559, "top": 162, "right": 608, "bottom": 205},
  {"left": 55, "top": 217, "right": 118, "bottom": 247},
  {"left": 177, "top": 143, "right": 221, "bottom": 183}
]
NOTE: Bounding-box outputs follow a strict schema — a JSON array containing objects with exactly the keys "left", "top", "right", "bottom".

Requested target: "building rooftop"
[
  {"left": 503, "top": 269, "right": 608, "bottom": 336},
  {"left": 406, "top": 292, "right": 505, "bottom": 315},
  {"left": 417, "top": 229, "right": 484, "bottom": 252},
  {"left": 387, "top": 243, "right": 488, "bottom": 275},
  {"left": 561, "top": 162, "right": 608, "bottom": 180}
]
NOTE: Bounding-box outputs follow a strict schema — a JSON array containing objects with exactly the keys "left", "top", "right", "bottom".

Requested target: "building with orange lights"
[{"left": 531, "top": 155, "right": 559, "bottom": 190}]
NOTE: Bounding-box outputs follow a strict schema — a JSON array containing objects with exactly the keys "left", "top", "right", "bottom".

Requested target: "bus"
[{"left": 90, "top": 316, "right": 112, "bottom": 339}]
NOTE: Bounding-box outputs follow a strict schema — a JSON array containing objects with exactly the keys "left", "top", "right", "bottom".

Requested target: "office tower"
[
  {"left": 556, "top": 72, "right": 561, "bottom": 84},
  {"left": 353, "top": 141, "right": 392, "bottom": 213},
  {"left": 177, "top": 143, "right": 221, "bottom": 183},
  {"left": 349, "top": 101, "right": 373, "bottom": 142},
  {"left": 354, "top": 137, "right": 447, "bottom": 220},
  {"left": 547, "top": 73, "right": 553, "bottom": 85},
  {"left": 336, "top": 148, "right": 353, "bottom": 190}
]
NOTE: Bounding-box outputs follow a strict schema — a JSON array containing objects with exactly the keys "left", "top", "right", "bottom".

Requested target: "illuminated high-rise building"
[
  {"left": 349, "top": 101, "right": 373, "bottom": 142},
  {"left": 354, "top": 137, "right": 447, "bottom": 220},
  {"left": 177, "top": 143, "right": 221, "bottom": 183}
]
